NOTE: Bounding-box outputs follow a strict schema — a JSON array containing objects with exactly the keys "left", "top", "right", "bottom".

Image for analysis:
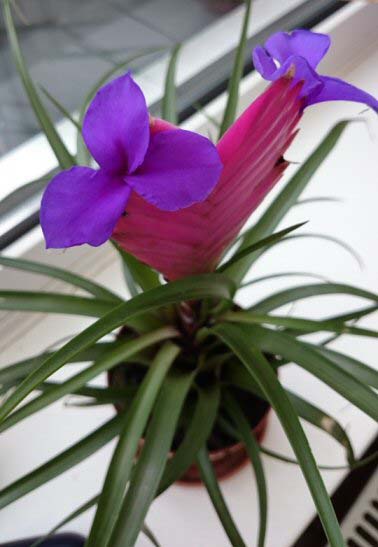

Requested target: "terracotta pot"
[{"left": 179, "top": 407, "right": 270, "bottom": 483}]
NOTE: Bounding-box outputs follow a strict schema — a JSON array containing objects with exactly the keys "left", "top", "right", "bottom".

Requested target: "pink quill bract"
[{"left": 113, "top": 77, "right": 303, "bottom": 280}]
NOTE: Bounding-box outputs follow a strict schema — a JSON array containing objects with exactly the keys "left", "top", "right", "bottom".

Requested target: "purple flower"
[
  {"left": 253, "top": 29, "right": 378, "bottom": 110},
  {"left": 40, "top": 73, "right": 222, "bottom": 248}
]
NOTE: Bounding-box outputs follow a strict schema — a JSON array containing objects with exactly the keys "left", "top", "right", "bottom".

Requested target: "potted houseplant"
[{"left": 0, "top": 0, "right": 377, "bottom": 545}]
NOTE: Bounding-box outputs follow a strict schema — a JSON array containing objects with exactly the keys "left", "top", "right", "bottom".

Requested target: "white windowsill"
[{"left": 0, "top": 2, "right": 377, "bottom": 545}]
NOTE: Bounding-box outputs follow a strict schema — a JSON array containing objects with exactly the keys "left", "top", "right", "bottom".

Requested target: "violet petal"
[
  {"left": 265, "top": 30, "right": 330, "bottom": 68},
  {"left": 126, "top": 129, "right": 222, "bottom": 211},
  {"left": 253, "top": 47, "right": 323, "bottom": 98},
  {"left": 40, "top": 166, "right": 131, "bottom": 248},
  {"left": 306, "top": 75, "right": 378, "bottom": 111},
  {"left": 82, "top": 73, "right": 150, "bottom": 174}
]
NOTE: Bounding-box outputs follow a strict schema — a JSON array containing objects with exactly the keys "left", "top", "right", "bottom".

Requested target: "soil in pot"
[{"left": 108, "top": 361, "right": 271, "bottom": 483}]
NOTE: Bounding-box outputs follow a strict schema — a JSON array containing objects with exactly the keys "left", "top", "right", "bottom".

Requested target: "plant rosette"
[
  {"left": 108, "top": 322, "right": 272, "bottom": 483},
  {"left": 1, "top": 1, "right": 378, "bottom": 546}
]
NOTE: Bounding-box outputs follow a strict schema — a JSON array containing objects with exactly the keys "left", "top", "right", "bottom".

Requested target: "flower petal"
[
  {"left": 82, "top": 73, "right": 150, "bottom": 174},
  {"left": 265, "top": 30, "right": 330, "bottom": 68},
  {"left": 253, "top": 45, "right": 323, "bottom": 100},
  {"left": 126, "top": 129, "right": 222, "bottom": 211},
  {"left": 40, "top": 167, "right": 131, "bottom": 248},
  {"left": 113, "top": 78, "right": 302, "bottom": 279},
  {"left": 306, "top": 75, "right": 378, "bottom": 111}
]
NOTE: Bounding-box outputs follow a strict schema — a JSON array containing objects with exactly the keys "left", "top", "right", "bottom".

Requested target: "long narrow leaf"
[
  {"left": 112, "top": 241, "right": 161, "bottom": 293},
  {"left": 0, "top": 256, "right": 120, "bottom": 302},
  {"left": 31, "top": 495, "right": 99, "bottom": 547},
  {"left": 218, "top": 222, "right": 307, "bottom": 273},
  {"left": 250, "top": 282, "right": 378, "bottom": 313},
  {"left": 0, "top": 174, "right": 53, "bottom": 217},
  {"left": 158, "top": 382, "right": 220, "bottom": 493},
  {"left": 0, "top": 414, "right": 124, "bottom": 509},
  {"left": 247, "top": 325, "right": 378, "bottom": 422},
  {"left": 0, "top": 328, "right": 176, "bottom": 434},
  {"left": 240, "top": 271, "right": 330, "bottom": 289},
  {"left": 0, "top": 291, "right": 116, "bottom": 317},
  {"left": 283, "top": 305, "right": 378, "bottom": 338},
  {"left": 225, "top": 392, "right": 267, "bottom": 547},
  {"left": 214, "top": 323, "right": 345, "bottom": 547},
  {"left": 314, "top": 345, "right": 378, "bottom": 389},
  {"left": 40, "top": 85, "right": 82, "bottom": 131},
  {"left": 216, "top": 415, "right": 357, "bottom": 471},
  {"left": 273, "top": 233, "right": 363, "bottom": 269},
  {"left": 162, "top": 44, "right": 181, "bottom": 124},
  {"left": 223, "top": 310, "right": 378, "bottom": 339},
  {"left": 109, "top": 369, "right": 193, "bottom": 547},
  {"left": 226, "top": 122, "right": 349, "bottom": 284},
  {"left": 197, "top": 446, "right": 247, "bottom": 547},
  {"left": 219, "top": 0, "right": 253, "bottom": 138},
  {"left": 0, "top": 273, "right": 234, "bottom": 423},
  {"left": 223, "top": 361, "right": 355, "bottom": 463},
  {"left": 2, "top": 0, "right": 75, "bottom": 168},
  {"left": 0, "top": 342, "right": 122, "bottom": 386},
  {"left": 86, "top": 342, "right": 180, "bottom": 547}
]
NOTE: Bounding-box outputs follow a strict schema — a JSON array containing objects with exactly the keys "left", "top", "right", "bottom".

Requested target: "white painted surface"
[{"left": 0, "top": 2, "right": 378, "bottom": 546}]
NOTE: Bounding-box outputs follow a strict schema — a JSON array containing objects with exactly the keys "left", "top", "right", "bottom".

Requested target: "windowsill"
[{"left": 0, "top": 2, "right": 377, "bottom": 545}]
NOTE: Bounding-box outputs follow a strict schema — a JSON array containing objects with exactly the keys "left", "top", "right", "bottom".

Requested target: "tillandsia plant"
[{"left": 1, "top": 0, "right": 378, "bottom": 546}]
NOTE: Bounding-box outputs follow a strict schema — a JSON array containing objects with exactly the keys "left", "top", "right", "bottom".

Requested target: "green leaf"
[
  {"left": 36, "top": 381, "right": 138, "bottom": 408},
  {"left": 2, "top": 0, "right": 75, "bottom": 169},
  {"left": 219, "top": 0, "right": 253, "bottom": 138},
  {"left": 197, "top": 446, "right": 247, "bottom": 547},
  {"left": 287, "top": 390, "right": 356, "bottom": 465},
  {"left": 158, "top": 382, "right": 220, "bottom": 493},
  {"left": 0, "top": 291, "right": 116, "bottom": 317},
  {"left": 0, "top": 342, "right": 122, "bottom": 386},
  {"left": 218, "top": 222, "right": 307, "bottom": 274},
  {"left": 274, "top": 233, "right": 363, "bottom": 269},
  {"left": 0, "top": 328, "right": 176, "bottom": 434},
  {"left": 223, "top": 311, "right": 378, "bottom": 339},
  {"left": 309, "top": 344, "right": 378, "bottom": 390},
  {"left": 0, "top": 255, "right": 121, "bottom": 302},
  {"left": 225, "top": 121, "right": 349, "bottom": 284},
  {"left": 223, "top": 361, "right": 356, "bottom": 464},
  {"left": 283, "top": 305, "right": 378, "bottom": 338},
  {"left": 250, "top": 282, "right": 378, "bottom": 313},
  {"left": 0, "top": 273, "right": 233, "bottom": 423},
  {"left": 109, "top": 369, "right": 193, "bottom": 547},
  {"left": 31, "top": 495, "right": 99, "bottom": 547},
  {"left": 216, "top": 415, "right": 355, "bottom": 471},
  {"left": 0, "top": 413, "right": 124, "bottom": 510},
  {"left": 246, "top": 325, "right": 378, "bottom": 422},
  {"left": 112, "top": 241, "right": 161, "bottom": 293},
  {"left": 0, "top": 174, "right": 53, "bottom": 216},
  {"left": 40, "top": 85, "right": 82, "bottom": 131},
  {"left": 31, "top": 501, "right": 161, "bottom": 547},
  {"left": 239, "top": 271, "right": 330, "bottom": 289},
  {"left": 295, "top": 196, "right": 342, "bottom": 206},
  {"left": 213, "top": 323, "right": 345, "bottom": 547},
  {"left": 224, "top": 392, "right": 267, "bottom": 547},
  {"left": 192, "top": 101, "right": 220, "bottom": 129},
  {"left": 162, "top": 44, "right": 181, "bottom": 124},
  {"left": 142, "top": 524, "right": 162, "bottom": 547},
  {"left": 86, "top": 342, "right": 180, "bottom": 547}
]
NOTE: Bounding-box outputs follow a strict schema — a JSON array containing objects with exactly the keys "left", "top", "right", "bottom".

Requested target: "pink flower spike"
[{"left": 112, "top": 77, "right": 303, "bottom": 280}]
